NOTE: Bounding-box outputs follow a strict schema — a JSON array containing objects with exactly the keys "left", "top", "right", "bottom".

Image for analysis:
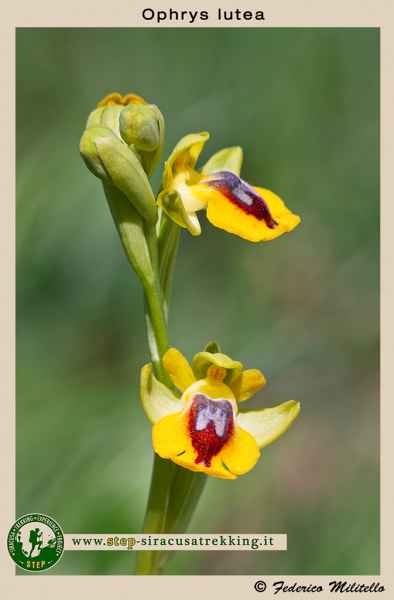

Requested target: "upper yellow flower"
[
  {"left": 141, "top": 343, "right": 300, "bottom": 480},
  {"left": 158, "top": 132, "right": 301, "bottom": 242}
]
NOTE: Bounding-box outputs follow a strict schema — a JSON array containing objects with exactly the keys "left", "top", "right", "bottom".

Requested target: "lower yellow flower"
[
  {"left": 141, "top": 344, "right": 300, "bottom": 480},
  {"left": 158, "top": 133, "right": 301, "bottom": 242}
]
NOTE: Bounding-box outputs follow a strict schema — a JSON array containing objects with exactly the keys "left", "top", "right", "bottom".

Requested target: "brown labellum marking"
[
  {"left": 188, "top": 394, "right": 234, "bottom": 467},
  {"left": 205, "top": 171, "right": 278, "bottom": 228}
]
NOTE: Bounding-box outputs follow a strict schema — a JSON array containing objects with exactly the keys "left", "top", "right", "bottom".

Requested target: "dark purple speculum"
[
  {"left": 204, "top": 171, "right": 278, "bottom": 228},
  {"left": 188, "top": 394, "right": 234, "bottom": 467}
]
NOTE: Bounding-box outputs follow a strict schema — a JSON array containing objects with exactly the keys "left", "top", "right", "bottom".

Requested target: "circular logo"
[
  {"left": 7, "top": 513, "right": 64, "bottom": 572},
  {"left": 254, "top": 580, "right": 267, "bottom": 592}
]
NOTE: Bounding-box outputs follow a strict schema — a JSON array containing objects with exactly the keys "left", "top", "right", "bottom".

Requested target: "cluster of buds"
[
  {"left": 80, "top": 92, "right": 164, "bottom": 227},
  {"left": 80, "top": 93, "right": 169, "bottom": 286}
]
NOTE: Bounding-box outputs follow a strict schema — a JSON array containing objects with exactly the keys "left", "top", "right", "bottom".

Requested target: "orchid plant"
[{"left": 80, "top": 92, "right": 301, "bottom": 574}]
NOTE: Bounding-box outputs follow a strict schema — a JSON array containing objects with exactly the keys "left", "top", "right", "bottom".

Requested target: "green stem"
[
  {"left": 156, "top": 215, "right": 207, "bottom": 569},
  {"left": 142, "top": 223, "right": 173, "bottom": 386},
  {"left": 137, "top": 216, "right": 205, "bottom": 575},
  {"left": 165, "top": 470, "right": 206, "bottom": 534},
  {"left": 143, "top": 285, "right": 169, "bottom": 384},
  {"left": 136, "top": 456, "right": 175, "bottom": 575},
  {"left": 156, "top": 469, "right": 206, "bottom": 572},
  {"left": 158, "top": 214, "right": 181, "bottom": 311},
  {"left": 137, "top": 223, "right": 175, "bottom": 575}
]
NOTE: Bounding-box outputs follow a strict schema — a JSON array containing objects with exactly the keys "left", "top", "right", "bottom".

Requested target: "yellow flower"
[
  {"left": 158, "top": 132, "right": 301, "bottom": 242},
  {"left": 141, "top": 344, "right": 300, "bottom": 480}
]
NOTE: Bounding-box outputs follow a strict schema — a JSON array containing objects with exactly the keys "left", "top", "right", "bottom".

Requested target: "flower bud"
[
  {"left": 100, "top": 105, "right": 123, "bottom": 136},
  {"left": 84, "top": 92, "right": 165, "bottom": 177},
  {"left": 80, "top": 126, "right": 157, "bottom": 225},
  {"left": 86, "top": 107, "right": 105, "bottom": 129},
  {"left": 80, "top": 126, "right": 112, "bottom": 180},
  {"left": 85, "top": 105, "right": 123, "bottom": 138},
  {"left": 119, "top": 104, "right": 160, "bottom": 150},
  {"left": 120, "top": 104, "right": 165, "bottom": 176}
]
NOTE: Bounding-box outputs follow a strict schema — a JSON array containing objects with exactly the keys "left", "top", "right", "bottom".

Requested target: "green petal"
[
  {"left": 201, "top": 146, "right": 243, "bottom": 177},
  {"left": 140, "top": 364, "right": 183, "bottom": 424},
  {"left": 237, "top": 400, "right": 300, "bottom": 449},
  {"left": 192, "top": 351, "right": 243, "bottom": 383}
]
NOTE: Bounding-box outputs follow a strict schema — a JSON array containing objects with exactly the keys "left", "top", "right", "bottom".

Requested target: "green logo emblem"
[{"left": 7, "top": 513, "right": 64, "bottom": 572}]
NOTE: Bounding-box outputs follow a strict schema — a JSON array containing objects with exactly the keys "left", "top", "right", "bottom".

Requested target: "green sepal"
[
  {"left": 134, "top": 105, "right": 165, "bottom": 177},
  {"left": 120, "top": 104, "right": 161, "bottom": 151},
  {"left": 100, "top": 105, "right": 123, "bottom": 137},
  {"left": 93, "top": 129, "right": 158, "bottom": 225},
  {"left": 158, "top": 190, "right": 201, "bottom": 236},
  {"left": 120, "top": 104, "right": 165, "bottom": 177},
  {"left": 192, "top": 351, "right": 243, "bottom": 384},
  {"left": 204, "top": 340, "right": 221, "bottom": 353},
  {"left": 80, "top": 126, "right": 112, "bottom": 180},
  {"left": 85, "top": 106, "right": 123, "bottom": 136},
  {"left": 103, "top": 183, "right": 153, "bottom": 287},
  {"left": 162, "top": 131, "right": 209, "bottom": 189},
  {"left": 85, "top": 106, "right": 124, "bottom": 137},
  {"left": 201, "top": 146, "right": 243, "bottom": 177},
  {"left": 237, "top": 400, "right": 301, "bottom": 449},
  {"left": 86, "top": 107, "right": 105, "bottom": 129},
  {"left": 140, "top": 363, "right": 183, "bottom": 424}
]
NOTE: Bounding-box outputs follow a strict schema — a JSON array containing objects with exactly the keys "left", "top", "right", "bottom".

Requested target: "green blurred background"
[{"left": 16, "top": 28, "right": 379, "bottom": 575}]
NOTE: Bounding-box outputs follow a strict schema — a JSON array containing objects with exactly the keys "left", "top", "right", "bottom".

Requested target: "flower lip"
[
  {"left": 188, "top": 393, "right": 234, "bottom": 467},
  {"left": 203, "top": 170, "right": 278, "bottom": 229}
]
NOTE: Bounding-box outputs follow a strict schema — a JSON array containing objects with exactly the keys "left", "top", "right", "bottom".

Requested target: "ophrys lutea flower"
[
  {"left": 141, "top": 345, "right": 300, "bottom": 480},
  {"left": 158, "top": 132, "right": 300, "bottom": 242}
]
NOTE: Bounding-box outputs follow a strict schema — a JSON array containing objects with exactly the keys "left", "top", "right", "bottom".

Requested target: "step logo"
[{"left": 7, "top": 513, "right": 64, "bottom": 572}]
